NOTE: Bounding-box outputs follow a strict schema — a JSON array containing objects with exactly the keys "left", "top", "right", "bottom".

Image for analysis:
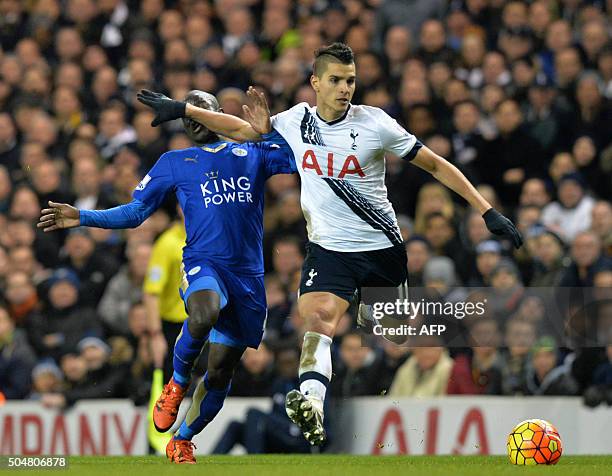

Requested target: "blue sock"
[
  {"left": 174, "top": 373, "right": 230, "bottom": 441},
  {"left": 172, "top": 320, "right": 208, "bottom": 386}
]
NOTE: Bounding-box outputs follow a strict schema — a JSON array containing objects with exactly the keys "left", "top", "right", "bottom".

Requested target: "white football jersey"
[{"left": 271, "top": 103, "right": 421, "bottom": 252}]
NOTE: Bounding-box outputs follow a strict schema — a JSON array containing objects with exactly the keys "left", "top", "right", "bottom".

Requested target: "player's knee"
[
  {"left": 206, "top": 366, "right": 233, "bottom": 389},
  {"left": 187, "top": 297, "right": 220, "bottom": 337},
  {"left": 305, "top": 306, "right": 334, "bottom": 328}
]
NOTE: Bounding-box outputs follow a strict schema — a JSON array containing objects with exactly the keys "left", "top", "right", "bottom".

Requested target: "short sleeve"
[
  {"left": 258, "top": 129, "right": 297, "bottom": 177},
  {"left": 132, "top": 154, "right": 175, "bottom": 208},
  {"left": 270, "top": 103, "right": 303, "bottom": 140},
  {"left": 376, "top": 109, "right": 423, "bottom": 161}
]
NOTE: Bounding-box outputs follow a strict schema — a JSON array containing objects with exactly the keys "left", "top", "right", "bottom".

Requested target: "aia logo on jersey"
[{"left": 302, "top": 150, "right": 365, "bottom": 178}]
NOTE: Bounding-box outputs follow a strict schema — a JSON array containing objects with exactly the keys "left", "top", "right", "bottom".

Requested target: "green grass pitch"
[{"left": 6, "top": 455, "right": 612, "bottom": 476}]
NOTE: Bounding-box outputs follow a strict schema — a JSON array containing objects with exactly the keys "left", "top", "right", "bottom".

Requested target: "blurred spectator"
[
  {"left": 27, "top": 268, "right": 101, "bottom": 361},
  {"left": 0, "top": 113, "right": 19, "bottom": 175},
  {"left": 4, "top": 270, "right": 39, "bottom": 327},
  {"left": 530, "top": 229, "right": 568, "bottom": 287},
  {"left": 519, "top": 178, "right": 551, "bottom": 208},
  {"left": 375, "top": 339, "right": 411, "bottom": 394},
  {"left": 458, "top": 210, "right": 493, "bottom": 283},
  {"left": 423, "top": 212, "right": 463, "bottom": 262},
  {"left": 479, "top": 98, "right": 545, "bottom": 207},
  {"left": 41, "top": 336, "right": 128, "bottom": 408},
  {"left": 423, "top": 256, "right": 460, "bottom": 299},
  {"left": 413, "top": 183, "right": 457, "bottom": 235},
  {"left": 0, "top": 165, "right": 11, "bottom": 213},
  {"left": 501, "top": 318, "right": 537, "bottom": 395},
  {"left": 488, "top": 258, "right": 525, "bottom": 323},
  {"left": 541, "top": 172, "right": 595, "bottom": 242},
  {"left": 330, "top": 332, "right": 381, "bottom": 398},
  {"left": 470, "top": 239, "right": 503, "bottom": 286},
  {"left": 30, "top": 160, "right": 74, "bottom": 206},
  {"left": 373, "top": 0, "right": 446, "bottom": 53},
  {"left": 95, "top": 103, "right": 137, "bottom": 160},
  {"left": 572, "top": 135, "right": 608, "bottom": 199},
  {"left": 98, "top": 241, "right": 152, "bottom": 336},
  {"left": 590, "top": 200, "right": 612, "bottom": 245},
  {"left": 583, "top": 346, "right": 612, "bottom": 408},
  {"left": 560, "top": 231, "right": 609, "bottom": 287},
  {"left": 389, "top": 341, "right": 453, "bottom": 397},
  {"left": 229, "top": 342, "right": 275, "bottom": 397},
  {"left": 450, "top": 100, "right": 485, "bottom": 183},
  {"left": 406, "top": 236, "right": 431, "bottom": 287},
  {"left": 60, "top": 228, "right": 119, "bottom": 307},
  {"left": 132, "top": 110, "right": 167, "bottom": 171},
  {"left": 447, "top": 319, "right": 503, "bottom": 395},
  {"left": 262, "top": 274, "right": 292, "bottom": 342},
  {"left": 125, "top": 302, "right": 154, "bottom": 404},
  {"left": 525, "top": 336, "right": 579, "bottom": 396},
  {"left": 71, "top": 156, "right": 116, "bottom": 211},
  {"left": 524, "top": 74, "right": 564, "bottom": 156},
  {"left": 269, "top": 236, "right": 303, "bottom": 290},
  {"left": 28, "top": 360, "right": 63, "bottom": 400},
  {"left": 0, "top": 305, "right": 36, "bottom": 399}
]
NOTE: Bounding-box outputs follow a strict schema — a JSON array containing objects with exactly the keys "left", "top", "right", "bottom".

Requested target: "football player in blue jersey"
[{"left": 38, "top": 90, "right": 296, "bottom": 464}]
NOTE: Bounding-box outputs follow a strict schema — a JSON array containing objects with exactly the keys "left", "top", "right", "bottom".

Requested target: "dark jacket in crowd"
[
  {"left": 63, "top": 362, "right": 130, "bottom": 406},
  {"left": 229, "top": 363, "right": 276, "bottom": 397},
  {"left": 330, "top": 351, "right": 382, "bottom": 398},
  {"left": 479, "top": 128, "right": 546, "bottom": 207},
  {"left": 27, "top": 305, "right": 101, "bottom": 361},
  {"left": 0, "top": 330, "right": 36, "bottom": 399}
]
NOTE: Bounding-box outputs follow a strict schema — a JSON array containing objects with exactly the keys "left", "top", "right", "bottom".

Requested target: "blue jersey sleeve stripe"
[{"left": 79, "top": 199, "right": 157, "bottom": 228}]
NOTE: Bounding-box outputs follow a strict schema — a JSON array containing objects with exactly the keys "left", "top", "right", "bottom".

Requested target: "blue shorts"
[{"left": 180, "top": 258, "right": 267, "bottom": 349}]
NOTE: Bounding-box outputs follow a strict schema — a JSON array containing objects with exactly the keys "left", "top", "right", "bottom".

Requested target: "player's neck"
[{"left": 316, "top": 102, "right": 347, "bottom": 123}]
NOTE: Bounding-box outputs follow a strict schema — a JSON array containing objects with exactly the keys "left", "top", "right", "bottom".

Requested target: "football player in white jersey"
[{"left": 137, "top": 43, "right": 523, "bottom": 446}]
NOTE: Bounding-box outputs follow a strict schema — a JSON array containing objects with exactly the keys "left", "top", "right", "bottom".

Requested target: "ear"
[{"left": 310, "top": 74, "right": 319, "bottom": 92}]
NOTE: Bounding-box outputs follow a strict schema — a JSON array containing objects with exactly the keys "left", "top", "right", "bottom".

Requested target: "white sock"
[{"left": 298, "top": 331, "right": 332, "bottom": 402}]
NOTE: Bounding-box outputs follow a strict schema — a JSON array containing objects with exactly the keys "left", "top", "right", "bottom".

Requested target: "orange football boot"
[
  {"left": 153, "top": 378, "right": 187, "bottom": 432},
  {"left": 166, "top": 438, "right": 196, "bottom": 464}
]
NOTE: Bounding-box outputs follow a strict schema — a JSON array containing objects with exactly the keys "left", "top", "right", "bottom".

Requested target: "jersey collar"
[{"left": 315, "top": 104, "right": 351, "bottom": 126}]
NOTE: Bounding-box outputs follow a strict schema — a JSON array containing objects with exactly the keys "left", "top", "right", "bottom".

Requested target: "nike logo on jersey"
[
  {"left": 184, "top": 157, "right": 198, "bottom": 162},
  {"left": 305, "top": 268, "right": 318, "bottom": 287},
  {"left": 302, "top": 150, "right": 365, "bottom": 178}
]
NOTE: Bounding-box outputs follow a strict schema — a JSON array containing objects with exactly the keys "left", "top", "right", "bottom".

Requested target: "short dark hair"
[{"left": 313, "top": 42, "right": 354, "bottom": 77}]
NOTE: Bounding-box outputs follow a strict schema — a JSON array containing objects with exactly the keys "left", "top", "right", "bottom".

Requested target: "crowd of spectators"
[{"left": 0, "top": 0, "right": 611, "bottom": 410}]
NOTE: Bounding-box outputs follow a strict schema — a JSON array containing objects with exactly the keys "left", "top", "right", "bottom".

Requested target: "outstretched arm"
[
  {"left": 137, "top": 87, "right": 269, "bottom": 142},
  {"left": 38, "top": 199, "right": 157, "bottom": 232},
  {"left": 411, "top": 147, "right": 523, "bottom": 248}
]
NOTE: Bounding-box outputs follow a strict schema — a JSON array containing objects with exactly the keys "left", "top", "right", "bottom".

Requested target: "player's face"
[{"left": 311, "top": 62, "right": 356, "bottom": 119}]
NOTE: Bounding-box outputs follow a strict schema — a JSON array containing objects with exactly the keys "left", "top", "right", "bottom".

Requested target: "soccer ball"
[{"left": 507, "top": 419, "right": 563, "bottom": 465}]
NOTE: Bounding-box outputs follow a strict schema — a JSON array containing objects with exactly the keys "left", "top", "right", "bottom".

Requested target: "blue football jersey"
[{"left": 133, "top": 131, "right": 296, "bottom": 276}]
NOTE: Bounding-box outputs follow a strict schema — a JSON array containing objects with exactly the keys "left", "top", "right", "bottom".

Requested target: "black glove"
[
  {"left": 136, "top": 89, "right": 186, "bottom": 126},
  {"left": 483, "top": 208, "right": 524, "bottom": 249}
]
